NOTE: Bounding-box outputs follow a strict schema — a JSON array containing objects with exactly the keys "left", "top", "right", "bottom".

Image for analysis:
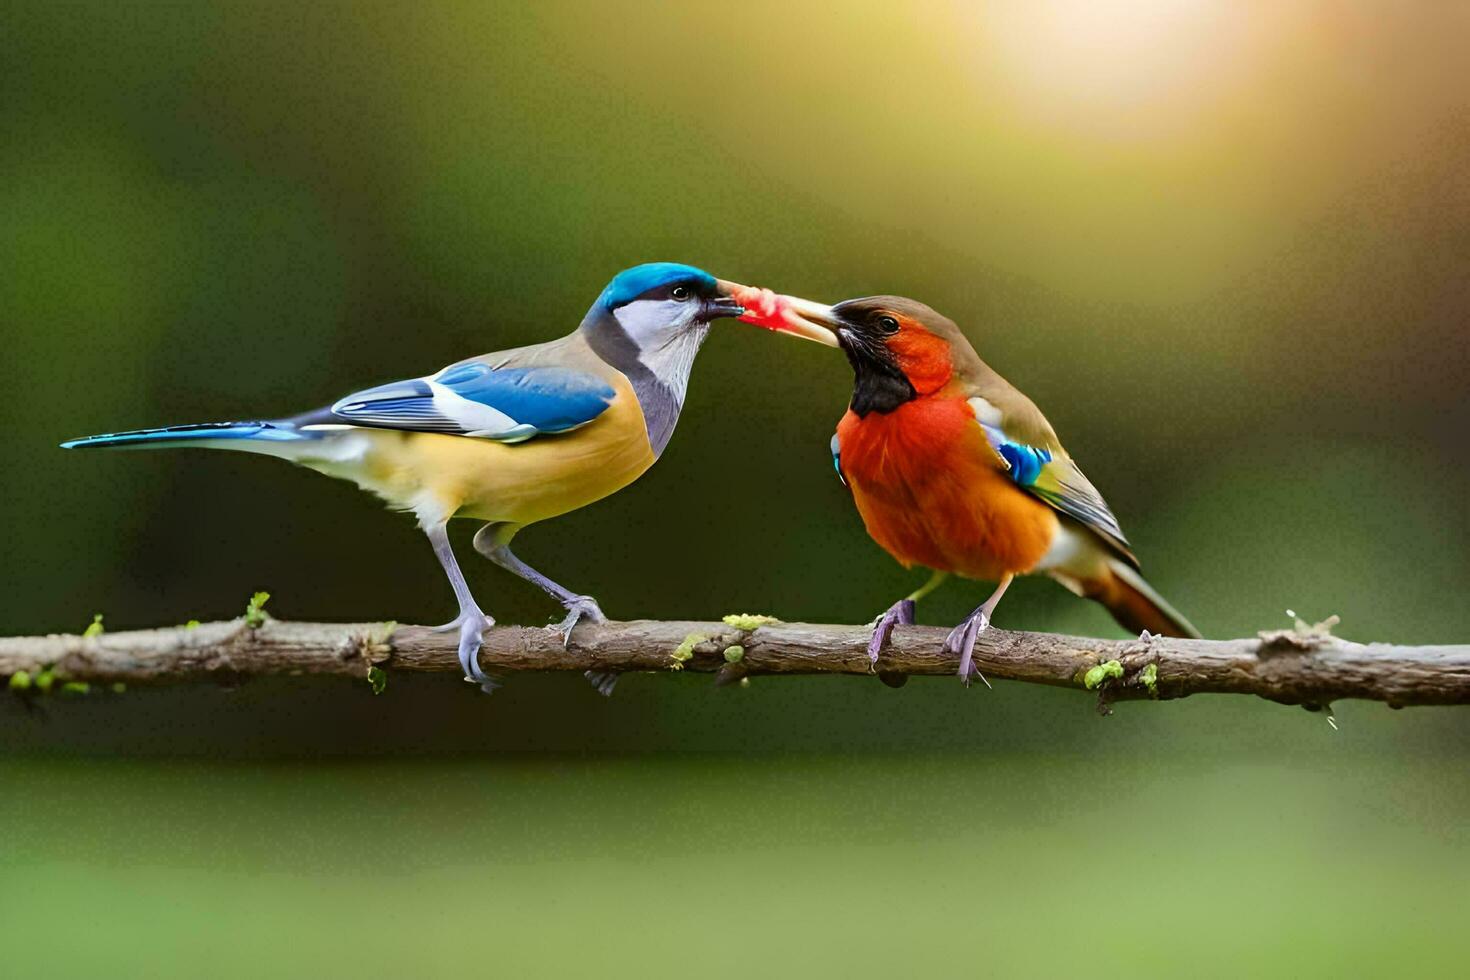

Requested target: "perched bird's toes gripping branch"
[
  {"left": 3, "top": 618, "right": 1468, "bottom": 709},
  {"left": 51, "top": 266, "right": 1464, "bottom": 714},
  {"left": 733, "top": 287, "right": 1204, "bottom": 688},
  {"left": 56, "top": 263, "right": 771, "bottom": 697}
]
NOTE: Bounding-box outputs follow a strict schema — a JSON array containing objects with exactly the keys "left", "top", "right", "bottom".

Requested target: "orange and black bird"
[{"left": 733, "top": 287, "right": 1199, "bottom": 684}]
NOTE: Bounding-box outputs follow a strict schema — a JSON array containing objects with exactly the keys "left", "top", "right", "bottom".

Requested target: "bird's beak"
[
  {"left": 716, "top": 280, "right": 842, "bottom": 348},
  {"left": 702, "top": 293, "right": 748, "bottom": 321}
]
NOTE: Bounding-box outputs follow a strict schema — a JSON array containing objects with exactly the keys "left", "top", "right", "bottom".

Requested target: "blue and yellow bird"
[
  {"left": 63, "top": 262, "right": 752, "bottom": 693},
  {"left": 734, "top": 286, "right": 1200, "bottom": 684}
]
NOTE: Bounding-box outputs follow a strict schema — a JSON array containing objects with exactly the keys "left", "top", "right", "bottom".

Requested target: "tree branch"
[{"left": 2, "top": 617, "right": 1468, "bottom": 709}]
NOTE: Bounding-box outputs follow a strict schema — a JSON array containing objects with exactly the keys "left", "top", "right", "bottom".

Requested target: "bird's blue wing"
[
  {"left": 969, "top": 398, "right": 1135, "bottom": 563},
  {"left": 830, "top": 432, "right": 847, "bottom": 487},
  {"left": 980, "top": 428, "right": 1052, "bottom": 487},
  {"left": 328, "top": 362, "right": 617, "bottom": 442}
]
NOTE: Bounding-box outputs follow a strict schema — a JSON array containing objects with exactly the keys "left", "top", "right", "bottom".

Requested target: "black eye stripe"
[{"left": 831, "top": 302, "right": 901, "bottom": 336}]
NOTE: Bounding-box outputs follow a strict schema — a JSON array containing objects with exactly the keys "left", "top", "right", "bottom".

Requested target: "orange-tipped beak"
[{"left": 716, "top": 280, "right": 842, "bottom": 348}]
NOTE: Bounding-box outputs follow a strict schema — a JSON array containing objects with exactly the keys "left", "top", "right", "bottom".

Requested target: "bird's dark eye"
[
  {"left": 876, "top": 315, "right": 900, "bottom": 333},
  {"left": 670, "top": 284, "right": 692, "bottom": 302}
]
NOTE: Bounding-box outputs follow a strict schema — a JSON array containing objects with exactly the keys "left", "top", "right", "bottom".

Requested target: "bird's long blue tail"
[{"left": 60, "top": 421, "right": 308, "bottom": 450}]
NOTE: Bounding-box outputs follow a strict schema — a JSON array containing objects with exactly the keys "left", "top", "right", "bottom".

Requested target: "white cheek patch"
[
  {"left": 605, "top": 295, "right": 711, "bottom": 456},
  {"left": 613, "top": 298, "right": 695, "bottom": 348},
  {"left": 635, "top": 323, "right": 709, "bottom": 412}
]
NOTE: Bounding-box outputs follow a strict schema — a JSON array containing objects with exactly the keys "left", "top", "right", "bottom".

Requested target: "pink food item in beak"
[{"left": 719, "top": 282, "right": 841, "bottom": 347}]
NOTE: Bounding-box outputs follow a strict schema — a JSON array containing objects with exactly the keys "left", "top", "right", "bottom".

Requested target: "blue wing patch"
[
  {"left": 434, "top": 363, "right": 616, "bottom": 433},
  {"left": 978, "top": 422, "right": 1052, "bottom": 486},
  {"left": 970, "top": 402, "right": 1135, "bottom": 563},
  {"left": 830, "top": 432, "right": 847, "bottom": 487},
  {"left": 330, "top": 363, "right": 616, "bottom": 441},
  {"left": 995, "top": 441, "right": 1052, "bottom": 486}
]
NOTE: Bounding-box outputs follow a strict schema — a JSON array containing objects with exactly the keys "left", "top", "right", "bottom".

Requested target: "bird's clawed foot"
[
  {"left": 866, "top": 599, "right": 915, "bottom": 665},
  {"left": 441, "top": 609, "right": 499, "bottom": 693},
  {"left": 944, "top": 609, "right": 993, "bottom": 689},
  {"left": 431, "top": 611, "right": 494, "bottom": 635},
  {"left": 559, "top": 598, "right": 615, "bottom": 694},
  {"left": 584, "top": 670, "right": 619, "bottom": 697},
  {"left": 550, "top": 594, "right": 606, "bottom": 647}
]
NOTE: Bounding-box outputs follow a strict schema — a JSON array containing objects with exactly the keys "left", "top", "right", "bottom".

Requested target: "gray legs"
[
  {"left": 424, "top": 521, "right": 611, "bottom": 695},
  {"left": 473, "top": 523, "right": 613, "bottom": 695},
  {"left": 426, "top": 522, "right": 498, "bottom": 693},
  {"left": 472, "top": 523, "right": 607, "bottom": 637},
  {"left": 943, "top": 573, "right": 1013, "bottom": 687}
]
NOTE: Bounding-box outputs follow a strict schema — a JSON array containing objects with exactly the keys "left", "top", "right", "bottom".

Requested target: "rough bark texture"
[{"left": 2, "top": 618, "right": 1468, "bottom": 708}]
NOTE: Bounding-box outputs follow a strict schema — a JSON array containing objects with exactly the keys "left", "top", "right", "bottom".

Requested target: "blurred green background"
[{"left": 2, "top": 2, "right": 1467, "bottom": 976}]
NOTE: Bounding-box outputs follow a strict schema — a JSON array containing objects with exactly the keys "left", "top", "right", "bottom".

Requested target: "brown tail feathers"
[{"left": 1083, "top": 558, "right": 1200, "bottom": 639}]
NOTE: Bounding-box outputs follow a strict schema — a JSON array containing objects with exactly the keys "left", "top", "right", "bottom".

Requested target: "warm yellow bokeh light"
[{"left": 960, "top": 0, "right": 1275, "bottom": 139}]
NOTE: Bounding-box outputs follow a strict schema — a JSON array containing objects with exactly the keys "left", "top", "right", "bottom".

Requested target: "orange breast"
[{"left": 836, "top": 396, "right": 1059, "bottom": 581}]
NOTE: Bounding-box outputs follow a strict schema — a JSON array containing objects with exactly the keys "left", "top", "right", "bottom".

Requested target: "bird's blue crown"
[{"left": 599, "top": 262, "right": 716, "bottom": 310}]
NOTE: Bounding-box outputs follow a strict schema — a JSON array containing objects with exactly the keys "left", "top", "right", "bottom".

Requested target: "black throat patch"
[{"left": 844, "top": 342, "right": 916, "bottom": 417}]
